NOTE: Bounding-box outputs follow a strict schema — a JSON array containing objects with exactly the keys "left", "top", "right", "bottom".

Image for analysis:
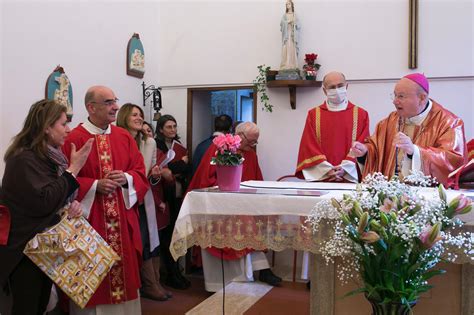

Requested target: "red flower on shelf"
[
  {"left": 303, "top": 53, "right": 321, "bottom": 79},
  {"left": 304, "top": 53, "right": 321, "bottom": 69},
  {"left": 304, "top": 53, "right": 317, "bottom": 64}
]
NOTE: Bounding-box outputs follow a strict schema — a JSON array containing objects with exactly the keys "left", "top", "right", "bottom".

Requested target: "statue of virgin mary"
[{"left": 280, "top": 0, "right": 299, "bottom": 71}]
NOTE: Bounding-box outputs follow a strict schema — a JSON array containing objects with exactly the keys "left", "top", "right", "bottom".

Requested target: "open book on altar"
[{"left": 171, "top": 140, "right": 187, "bottom": 162}]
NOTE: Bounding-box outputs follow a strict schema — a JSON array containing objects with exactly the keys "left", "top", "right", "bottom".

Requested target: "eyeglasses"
[
  {"left": 241, "top": 132, "right": 258, "bottom": 146},
  {"left": 91, "top": 98, "right": 119, "bottom": 106},
  {"left": 390, "top": 93, "right": 416, "bottom": 101}
]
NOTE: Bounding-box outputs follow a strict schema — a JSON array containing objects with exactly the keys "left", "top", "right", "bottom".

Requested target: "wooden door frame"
[{"left": 186, "top": 85, "right": 257, "bottom": 160}]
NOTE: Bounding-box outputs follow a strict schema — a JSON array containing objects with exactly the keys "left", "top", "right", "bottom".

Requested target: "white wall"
[
  {"left": 1, "top": 0, "right": 473, "bottom": 182},
  {"left": 0, "top": 0, "right": 161, "bottom": 177},
  {"left": 156, "top": 0, "right": 474, "bottom": 180}
]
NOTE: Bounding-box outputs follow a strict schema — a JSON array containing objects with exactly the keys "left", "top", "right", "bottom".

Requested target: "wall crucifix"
[{"left": 409, "top": 0, "right": 418, "bottom": 69}]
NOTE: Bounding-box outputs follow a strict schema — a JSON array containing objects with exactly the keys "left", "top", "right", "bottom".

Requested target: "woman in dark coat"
[
  {"left": 0, "top": 99, "right": 93, "bottom": 314},
  {"left": 154, "top": 115, "right": 191, "bottom": 289}
]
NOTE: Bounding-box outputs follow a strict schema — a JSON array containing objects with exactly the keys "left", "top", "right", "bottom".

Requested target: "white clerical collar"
[
  {"left": 82, "top": 119, "right": 111, "bottom": 135},
  {"left": 326, "top": 99, "right": 348, "bottom": 112},
  {"left": 406, "top": 99, "right": 432, "bottom": 126}
]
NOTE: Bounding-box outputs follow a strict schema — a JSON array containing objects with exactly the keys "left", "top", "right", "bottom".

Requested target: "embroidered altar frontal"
[{"left": 24, "top": 215, "right": 120, "bottom": 308}]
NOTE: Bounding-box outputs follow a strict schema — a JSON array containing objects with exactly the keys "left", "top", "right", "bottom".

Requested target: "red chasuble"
[
  {"left": 363, "top": 101, "right": 467, "bottom": 186},
  {"left": 63, "top": 124, "right": 148, "bottom": 307},
  {"left": 295, "top": 102, "right": 369, "bottom": 179},
  {"left": 187, "top": 143, "right": 263, "bottom": 260}
]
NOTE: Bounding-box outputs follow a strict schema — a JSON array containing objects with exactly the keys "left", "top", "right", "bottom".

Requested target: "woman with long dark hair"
[{"left": 155, "top": 114, "right": 191, "bottom": 289}]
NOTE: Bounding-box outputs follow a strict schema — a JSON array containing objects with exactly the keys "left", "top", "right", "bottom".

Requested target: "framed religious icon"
[
  {"left": 45, "top": 65, "right": 73, "bottom": 119},
  {"left": 127, "top": 33, "right": 145, "bottom": 78}
]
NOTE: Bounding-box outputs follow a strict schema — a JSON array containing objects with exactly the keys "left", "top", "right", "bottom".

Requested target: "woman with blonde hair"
[
  {"left": 116, "top": 103, "right": 171, "bottom": 301},
  {"left": 0, "top": 99, "right": 93, "bottom": 314}
]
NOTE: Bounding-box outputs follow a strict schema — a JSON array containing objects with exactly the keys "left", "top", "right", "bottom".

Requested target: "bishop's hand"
[
  {"left": 394, "top": 132, "right": 414, "bottom": 155},
  {"left": 350, "top": 141, "right": 368, "bottom": 158}
]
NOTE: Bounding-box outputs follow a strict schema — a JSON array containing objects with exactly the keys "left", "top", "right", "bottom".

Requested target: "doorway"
[{"left": 187, "top": 86, "right": 257, "bottom": 160}]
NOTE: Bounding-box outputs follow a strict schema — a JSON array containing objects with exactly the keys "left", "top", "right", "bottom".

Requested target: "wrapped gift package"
[{"left": 24, "top": 215, "right": 119, "bottom": 308}]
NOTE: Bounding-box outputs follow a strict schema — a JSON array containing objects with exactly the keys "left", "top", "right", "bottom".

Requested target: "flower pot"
[
  {"left": 216, "top": 164, "right": 243, "bottom": 191},
  {"left": 367, "top": 297, "right": 417, "bottom": 315},
  {"left": 305, "top": 75, "right": 315, "bottom": 80}
]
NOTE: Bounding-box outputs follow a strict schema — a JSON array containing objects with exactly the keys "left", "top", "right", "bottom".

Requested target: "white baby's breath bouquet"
[{"left": 307, "top": 172, "right": 473, "bottom": 310}]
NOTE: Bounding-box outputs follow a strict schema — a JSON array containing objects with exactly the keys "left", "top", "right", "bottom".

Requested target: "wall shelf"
[{"left": 266, "top": 80, "right": 322, "bottom": 109}]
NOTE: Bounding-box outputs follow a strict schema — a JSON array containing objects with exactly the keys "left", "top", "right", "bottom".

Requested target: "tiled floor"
[
  {"left": 1, "top": 274, "right": 310, "bottom": 315},
  {"left": 142, "top": 276, "right": 310, "bottom": 315}
]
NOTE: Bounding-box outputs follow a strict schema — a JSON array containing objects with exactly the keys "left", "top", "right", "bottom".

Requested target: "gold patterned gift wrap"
[{"left": 23, "top": 215, "right": 120, "bottom": 308}]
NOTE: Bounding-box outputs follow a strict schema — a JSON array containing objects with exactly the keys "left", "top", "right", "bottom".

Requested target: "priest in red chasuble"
[
  {"left": 63, "top": 86, "right": 148, "bottom": 314},
  {"left": 351, "top": 73, "right": 467, "bottom": 186},
  {"left": 187, "top": 122, "right": 281, "bottom": 291},
  {"left": 296, "top": 71, "right": 370, "bottom": 182}
]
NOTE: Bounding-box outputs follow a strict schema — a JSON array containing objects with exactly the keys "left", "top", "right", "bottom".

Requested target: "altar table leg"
[{"left": 310, "top": 253, "right": 335, "bottom": 315}]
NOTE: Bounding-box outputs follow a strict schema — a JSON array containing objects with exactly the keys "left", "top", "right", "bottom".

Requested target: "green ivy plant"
[{"left": 253, "top": 64, "right": 273, "bottom": 112}]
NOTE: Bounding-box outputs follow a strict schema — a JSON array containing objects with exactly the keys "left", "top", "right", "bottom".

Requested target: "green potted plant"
[{"left": 253, "top": 64, "right": 274, "bottom": 112}]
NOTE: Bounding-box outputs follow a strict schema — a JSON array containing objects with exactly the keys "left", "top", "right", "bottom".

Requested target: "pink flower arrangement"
[
  {"left": 213, "top": 134, "right": 241, "bottom": 154},
  {"left": 211, "top": 134, "right": 244, "bottom": 166}
]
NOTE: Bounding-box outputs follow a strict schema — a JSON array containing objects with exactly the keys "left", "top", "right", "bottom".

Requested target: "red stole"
[
  {"left": 63, "top": 124, "right": 148, "bottom": 306},
  {"left": 295, "top": 102, "right": 369, "bottom": 179}
]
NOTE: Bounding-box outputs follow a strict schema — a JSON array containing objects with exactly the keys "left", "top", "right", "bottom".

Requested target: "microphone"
[{"left": 394, "top": 117, "right": 403, "bottom": 176}]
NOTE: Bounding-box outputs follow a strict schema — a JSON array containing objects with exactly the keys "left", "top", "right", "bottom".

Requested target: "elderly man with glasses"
[
  {"left": 63, "top": 85, "right": 149, "bottom": 314},
  {"left": 186, "top": 121, "right": 282, "bottom": 292},
  {"left": 351, "top": 73, "right": 467, "bottom": 185}
]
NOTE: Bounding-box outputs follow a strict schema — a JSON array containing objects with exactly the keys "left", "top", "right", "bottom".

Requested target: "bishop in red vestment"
[
  {"left": 351, "top": 74, "right": 466, "bottom": 185},
  {"left": 296, "top": 71, "right": 369, "bottom": 182},
  {"left": 63, "top": 86, "right": 148, "bottom": 313}
]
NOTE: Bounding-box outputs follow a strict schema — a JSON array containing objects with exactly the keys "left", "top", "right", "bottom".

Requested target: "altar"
[{"left": 170, "top": 181, "right": 474, "bottom": 315}]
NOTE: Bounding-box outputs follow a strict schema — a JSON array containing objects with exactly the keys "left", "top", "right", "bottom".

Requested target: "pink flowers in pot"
[
  {"left": 211, "top": 134, "right": 244, "bottom": 166},
  {"left": 213, "top": 134, "right": 241, "bottom": 154}
]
